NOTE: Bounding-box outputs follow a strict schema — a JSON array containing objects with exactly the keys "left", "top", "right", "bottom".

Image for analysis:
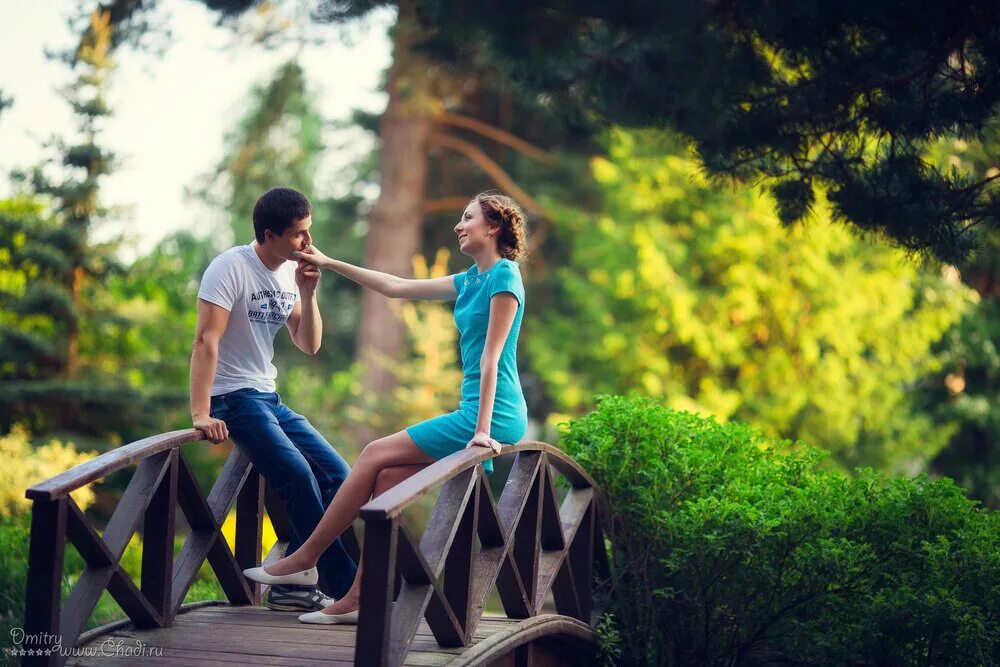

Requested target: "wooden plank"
[
  {"left": 82, "top": 628, "right": 359, "bottom": 661},
  {"left": 539, "top": 466, "right": 565, "bottom": 551},
  {"left": 533, "top": 487, "right": 593, "bottom": 613},
  {"left": 170, "top": 530, "right": 216, "bottom": 612},
  {"left": 23, "top": 497, "right": 66, "bottom": 667},
  {"left": 356, "top": 518, "right": 396, "bottom": 667},
  {"left": 171, "top": 451, "right": 253, "bottom": 612},
  {"left": 106, "top": 568, "right": 162, "bottom": 629},
  {"left": 177, "top": 607, "right": 502, "bottom": 639},
  {"left": 439, "top": 614, "right": 598, "bottom": 667},
  {"left": 102, "top": 451, "right": 173, "bottom": 559},
  {"left": 68, "top": 654, "right": 351, "bottom": 667},
  {"left": 204, "top": 447, "right": 253, "bottom": 526},
  {"left": 419, "top": 469, "right": 477, "bottom": 575},
  {"left": 568, "top": 503, "right": 594, "bottom": 622},
  {"left": 142, "top": 448, "right": 178, "bottom": 622},
  {"left": 512, "top": 456, "right": 543, "bottom": 612},
  {"left": 360, "top": 449, "right": 495, "bottom": 520},
  {"left": 264, "top": 483, "right": 294, "bottom": 541},
  {"left": 548, "top": 559, "right": 581, "bottom": 620},
  {"left": 444, "top": 480, "right": 477, "bottom": 638},
  {"left": 64, "top": 498, "right": 112, "bottom": 568},
  {"left": 392, "top": 525, "right": 465, "bottom": 656},
  {"left": 235, "top": 467, "right": 264, "bottom": 605},
  {"left": 361, "top": 443, "right": 601, "bottom": 521},
  {"left": 26, "top": 429, "right": 204, "bottom": 501},
  {"left": 61, "top": 498, "right": 159, "bottom": 643},
  {"left": 475, "top": 467, "right": 504, "bottom": 547},
  {"left": 469, "top": 455, "right": 539, "bottom": 623}
]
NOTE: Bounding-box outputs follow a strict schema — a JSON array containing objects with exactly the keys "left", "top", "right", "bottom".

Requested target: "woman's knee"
[{"left": 356, "top": 436, "right": 394, "bottom": 468}]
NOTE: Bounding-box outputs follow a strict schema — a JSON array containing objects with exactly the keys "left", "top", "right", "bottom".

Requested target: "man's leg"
[
  {"left": 273, "top": 400, "right": 358, "bottom": 598},
  {"left": 210, "top": 390, "right": 349, "bottom": 597}
]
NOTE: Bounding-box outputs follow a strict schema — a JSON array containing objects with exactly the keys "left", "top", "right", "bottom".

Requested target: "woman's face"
[{"left": 454, "top": 200, "right": 496, "bottom": 256}]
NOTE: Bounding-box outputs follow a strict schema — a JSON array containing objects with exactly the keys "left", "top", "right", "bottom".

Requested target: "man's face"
[{"left": 265, "top": 216, "right": 313, "bottom": 260}]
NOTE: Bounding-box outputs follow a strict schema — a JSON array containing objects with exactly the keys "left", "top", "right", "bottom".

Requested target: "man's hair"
[{"left": 252, "top": 187, "right": 312, "bottom": 244}]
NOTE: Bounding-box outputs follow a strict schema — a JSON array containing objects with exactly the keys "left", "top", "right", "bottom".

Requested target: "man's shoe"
[
  {"left": 298, "top": 609, "right": 359, "bottom": 625},
  {"left": 243, "top": 565, "right": 319, "bottom": 586},
  {"left": 265, "top": 586, "right": 335, "bottom": 612}
]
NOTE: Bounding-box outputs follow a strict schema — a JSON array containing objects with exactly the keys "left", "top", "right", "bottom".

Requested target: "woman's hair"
[{"left": 474, "top": 191, "right": 527, "bottom": 261}]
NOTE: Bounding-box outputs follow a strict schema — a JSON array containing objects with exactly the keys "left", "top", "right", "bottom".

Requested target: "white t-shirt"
[{"left": 197, "top": 244, "right": 298, "bottom": 395}]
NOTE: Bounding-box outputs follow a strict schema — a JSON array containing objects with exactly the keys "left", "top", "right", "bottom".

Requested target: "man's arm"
[
  {"left": 190, "top": 299, "right": 231, "bottom": 443},
  {"left": 285, "top": 258, "right": 322, "bottom": 355}
]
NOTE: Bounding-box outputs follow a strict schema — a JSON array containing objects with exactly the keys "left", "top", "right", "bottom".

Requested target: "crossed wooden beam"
[{"left": 356, "top": 449, "right": 608, "bottom": 667}]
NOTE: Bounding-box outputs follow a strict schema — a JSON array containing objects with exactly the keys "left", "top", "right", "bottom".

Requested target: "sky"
[{"left": 0, "top": 1, "right": 393, "bottom": 258}]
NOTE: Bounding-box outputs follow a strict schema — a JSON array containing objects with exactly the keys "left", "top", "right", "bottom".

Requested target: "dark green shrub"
[{"left": 562, "top": 395, "right": 1000, "bottom": 666}]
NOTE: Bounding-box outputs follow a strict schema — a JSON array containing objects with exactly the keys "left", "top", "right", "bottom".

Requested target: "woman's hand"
[
  {"left": 293, "top": 244, "right": 332, "bottom": 270},
  {"left": 466, "top": 431, "right": 501, "bottom": 455}
]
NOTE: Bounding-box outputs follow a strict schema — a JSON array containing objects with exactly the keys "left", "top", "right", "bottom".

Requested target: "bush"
[{"left": 561, "top": 396, "right": 1000, "bottom": 666}]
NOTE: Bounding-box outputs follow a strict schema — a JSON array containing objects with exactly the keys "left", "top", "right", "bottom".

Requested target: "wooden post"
[
  {"left": 23, "top": 498, "right": 67, "bottom": 666},
  {"left": 513, "top": 461, "right": 543, "bottom": 613},
  {"left": 569, "top": 503, "right": 594, "bottom": 623},
  {"left": 356, "top": 517, "right": 397, "bottom": 667},
  {"left": 444, "top": 478, "right": 479, "bottom": 640},
  {"left": 235, "top": 468, "right": 265, "bottom": 605},
  {"left": 141, "top": 449, "right": 178, "bottom": 625}
]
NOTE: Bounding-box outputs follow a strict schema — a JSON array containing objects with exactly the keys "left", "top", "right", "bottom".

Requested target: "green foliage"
[
  {"left": 423, "top": 0, "right": 1000, "bottom": 263},
  {"left": 529, "top": 129, "right": 974, "bottom": 471},
  {"left": 0, "top": 426, "right": 96, "bottom": 518},
  {"left": 922, "top": 126, "right": 1000, "bottom": 507},
  {"left": 197, "top": 58, "right": 324, "bottom": 245},
  {"left": 928, "top": 297, "right": 1000, "bottom": 504},
  {"left": 562, "top": 395, "right": 1000, "bottom": 666}
]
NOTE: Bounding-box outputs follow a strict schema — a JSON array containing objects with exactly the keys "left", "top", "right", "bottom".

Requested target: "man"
[{"left": 190, "top": 186, "right": 356, "bottom": 611}]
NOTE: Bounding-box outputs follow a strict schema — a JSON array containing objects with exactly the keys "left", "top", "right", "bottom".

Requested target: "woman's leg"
[
  {"left": 264, "top": 430, "right": 435, "bottom": 575},
  {"left": 320, "top": 463, "right": 427, "bottom": 615}
]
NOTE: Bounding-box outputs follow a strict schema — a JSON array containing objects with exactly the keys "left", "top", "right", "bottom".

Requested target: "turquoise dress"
[{"left": 406, "top": 259, "right": 528, "bottom": 473}]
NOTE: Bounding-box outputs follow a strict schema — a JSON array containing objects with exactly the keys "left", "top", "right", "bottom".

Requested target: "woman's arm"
[
  {"left": 466, "top": 293, "right": 519, "bottom": 454},
  {"left": 295, "top": 245, "right": 457, "bottom": 300}
]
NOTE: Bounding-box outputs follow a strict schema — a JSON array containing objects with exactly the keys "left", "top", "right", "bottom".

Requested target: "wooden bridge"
[{"left": 21, "top": 430, "right": 610, "bottom": 666}]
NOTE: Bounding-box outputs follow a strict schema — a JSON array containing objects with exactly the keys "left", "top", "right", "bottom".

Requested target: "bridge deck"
[{"left": 65, "top": 604, "right": 524, "bottom": 666}]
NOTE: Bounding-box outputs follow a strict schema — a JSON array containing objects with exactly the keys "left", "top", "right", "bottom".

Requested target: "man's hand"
[
  {"left": 193, "top": 415, "right": 229, "bottom": 444},
  {"left": 295, "top": 255, "right": 321, "bottom": 295},
  {"left": 465, "top": 431, "right": 501, "bottom": 455}
]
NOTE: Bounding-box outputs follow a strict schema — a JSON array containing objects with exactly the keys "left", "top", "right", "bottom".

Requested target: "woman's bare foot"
[
  {"left": 263, "top": 551, "right": 315, "bottom": 576},
  {"left": 320, "top": 593, "right": 359, "bottom": 616}
]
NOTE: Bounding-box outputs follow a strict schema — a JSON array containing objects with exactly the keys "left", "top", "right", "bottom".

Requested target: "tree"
[
  {"left": 922, "top": 124, "right": 1000, "bottom": 503},
  {"left": 0, "top": 8, "right": 174, "bottom": 444},
  {"left": 528, "top": 129, "right": 974, "bottom": 471},
  {"left": 421, "top": 0, "right": 1000, "bottom": 264},
  {"left": 198, "top": 59, "right": 324, "bottom": 245},
  {"left": 97, "top": 0, "right": 569, "bottom": 407}
]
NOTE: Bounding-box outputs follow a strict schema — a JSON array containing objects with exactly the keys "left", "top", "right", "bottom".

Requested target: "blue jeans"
[{"left": 210, "top": 388, "right": 357, "bottom": 598}]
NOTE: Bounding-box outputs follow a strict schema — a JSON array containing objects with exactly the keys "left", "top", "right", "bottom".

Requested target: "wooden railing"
[
  {"left": 22, "top": 433, "right": 608, "bottom": 667},
  {"left": 355, "top": 442, "right": 610, "bottom": 667},
  {"left": 21, "top": 429, "right": 359, "bottom": 666}
]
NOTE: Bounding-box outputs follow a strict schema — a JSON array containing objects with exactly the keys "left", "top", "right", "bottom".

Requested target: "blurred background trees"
[
  {"left": 0, "top": 0, "right": 998, "bottom": 651},
  {"left": 0, "top": 0, "right": 995, "bottom": 492}
]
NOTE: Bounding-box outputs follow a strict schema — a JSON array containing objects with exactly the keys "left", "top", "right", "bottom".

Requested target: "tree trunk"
[{"left": 356, "top": 2, "right": 434, "bottom": 428}]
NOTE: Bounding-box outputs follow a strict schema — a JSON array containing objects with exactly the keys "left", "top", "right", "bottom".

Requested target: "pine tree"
[
  {"left": 0, "top": 8, "right": 163, "bottom": 443},
  {"left": 419, "top": 0, "right": 1000, "bottom": 264}
]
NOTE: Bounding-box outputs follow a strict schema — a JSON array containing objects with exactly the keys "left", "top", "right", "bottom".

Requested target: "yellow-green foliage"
[
  {"left": 393, "top": 248, "right": 464, "bottom": 425},
  {"left": 0, "top": 425, "right": 97, "bottom": 517},
  {"left": 531, "top": 129, "right": 976, "bottom": 471}
]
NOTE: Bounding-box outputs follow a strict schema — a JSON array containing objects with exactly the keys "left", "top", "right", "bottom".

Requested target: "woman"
[{"left": 243, "top": 191, "right": 528, "bottom": 624}]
